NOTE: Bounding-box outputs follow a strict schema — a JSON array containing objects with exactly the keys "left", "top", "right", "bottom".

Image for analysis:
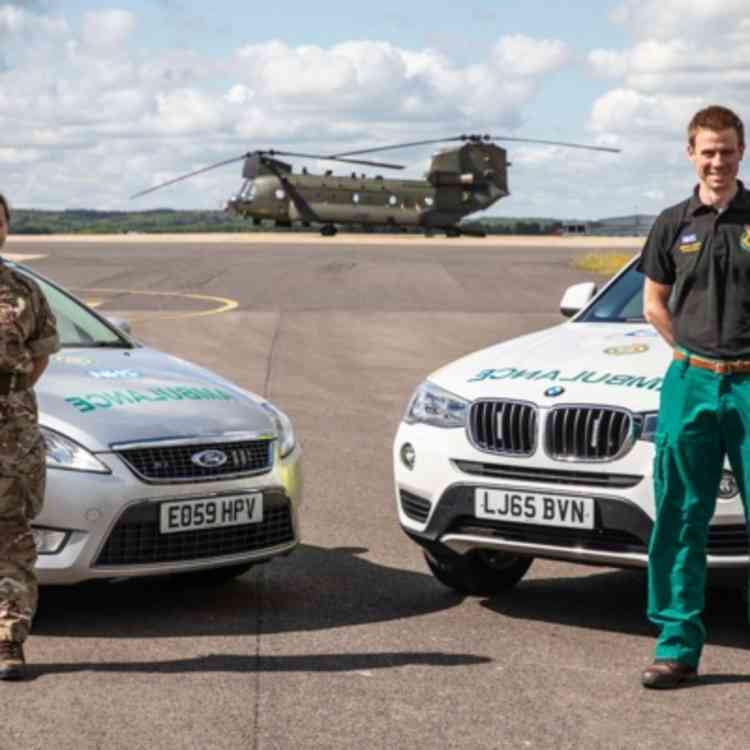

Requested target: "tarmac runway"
[{"left": 2, "top": 234, "right": 747, "bottom": 750}]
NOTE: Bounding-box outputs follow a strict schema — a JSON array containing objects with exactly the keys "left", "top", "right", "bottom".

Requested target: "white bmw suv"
[{"left": 393, "top": 256, "right": 743, "bottom": 594}]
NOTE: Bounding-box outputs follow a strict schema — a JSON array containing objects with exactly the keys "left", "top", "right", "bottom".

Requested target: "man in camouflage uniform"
[{"left": 0, "top": 194, "right": 59, "bottom": 680}]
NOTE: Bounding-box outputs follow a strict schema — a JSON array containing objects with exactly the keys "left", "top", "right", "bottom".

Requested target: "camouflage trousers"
[{"left": 0, "top": 459, "right": 44, "bottom": 643}]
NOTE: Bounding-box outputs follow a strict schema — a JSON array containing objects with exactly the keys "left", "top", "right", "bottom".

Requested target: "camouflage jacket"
[{"left": 0, "top": 261, "right": 60, "bottom": 474}]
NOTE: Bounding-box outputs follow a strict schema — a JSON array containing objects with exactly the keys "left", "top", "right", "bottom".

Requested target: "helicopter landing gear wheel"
[
  {"left": 445, "top": 227, "right": 462, "bottom": 238},
  {"left": 320, "top": 225, "right": 338, "bottom": 237}
]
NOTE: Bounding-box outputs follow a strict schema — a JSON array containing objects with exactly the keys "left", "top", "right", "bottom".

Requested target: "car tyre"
[{"left": 424, "top": 549, "right": 532, "bottom": 595}]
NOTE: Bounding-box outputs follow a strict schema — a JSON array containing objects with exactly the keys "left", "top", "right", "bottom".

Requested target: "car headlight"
[
  {"left": 41, "top": 427, "right": 111, "bottom": 473},
  {"left": 404, "top": 381, "right": 470, "bottom": 428},
  {"left": 261, "top": 402, "right": 297, "bottom": 458},
  {"left": 637, "top": 411, "right": 659, "bottom": 442}
]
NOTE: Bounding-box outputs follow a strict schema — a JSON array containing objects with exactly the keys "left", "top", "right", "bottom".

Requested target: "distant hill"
[{"left": 9, "top": 208, "right": 562, "bottom": 236}]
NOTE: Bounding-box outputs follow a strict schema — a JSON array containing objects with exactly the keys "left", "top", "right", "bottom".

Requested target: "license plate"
[
  {"left": 159, "top": 493, "right": 263, "bottom": 534},
  {"left": 474, "top": 488, "right": 594, "bottom": 529}
]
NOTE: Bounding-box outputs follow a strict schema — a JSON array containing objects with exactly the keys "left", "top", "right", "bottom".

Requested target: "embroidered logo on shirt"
[
  {"left": 740, "top": 226, "right": 750, "bottom": 252},
  {"left": 679, "top": 233, "right": 702, "bottom": 254}
]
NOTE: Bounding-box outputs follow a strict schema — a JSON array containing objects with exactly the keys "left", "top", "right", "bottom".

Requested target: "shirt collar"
[{"left": 688, "top": 180, "right": 750, "bottom": 216}]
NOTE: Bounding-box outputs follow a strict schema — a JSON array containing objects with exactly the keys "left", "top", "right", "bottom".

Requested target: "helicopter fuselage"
[
  {"left": 228, "top": 173, "right": 497, "bottom": 228},
  {"left": 226, "top": 142, "right": 510, "bottom": 234}
]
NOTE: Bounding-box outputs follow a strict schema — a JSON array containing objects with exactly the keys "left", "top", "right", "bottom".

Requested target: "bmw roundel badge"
[{"left": 544, "top": 386, "right": 565, "bottom": 398}]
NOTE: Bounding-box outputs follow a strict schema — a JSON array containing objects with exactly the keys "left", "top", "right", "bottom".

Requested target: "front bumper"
[
  {"left": 394, "top": 422, "right": 748, "bottom": 570},
  {"left": 34, "top": 444, "right": 303, "bottom": 585}
]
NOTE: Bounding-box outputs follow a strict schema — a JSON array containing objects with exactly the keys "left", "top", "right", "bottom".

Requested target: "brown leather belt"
[
  {"left": 674, "top": 349, "right": 750, "bottom": 375},
  {"left": 0, "top": 371, "right": 31, "bottom": 396}
]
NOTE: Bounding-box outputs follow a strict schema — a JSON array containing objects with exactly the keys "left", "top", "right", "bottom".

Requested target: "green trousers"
[{"left": 648, "top": 355, "right": 750, "bottom": 668}]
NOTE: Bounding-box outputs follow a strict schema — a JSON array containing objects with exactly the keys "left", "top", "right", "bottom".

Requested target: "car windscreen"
[
  {"left": 19, "top": 270, "right": 130, "bottom": 348},
  {"left": 576, "top": 262, "right": 645, "bottom": 323}
]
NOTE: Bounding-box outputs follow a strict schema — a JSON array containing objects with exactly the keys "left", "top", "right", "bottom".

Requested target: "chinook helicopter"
[{"left": 132, "top": 134, "right": 619, "bottom": 237}]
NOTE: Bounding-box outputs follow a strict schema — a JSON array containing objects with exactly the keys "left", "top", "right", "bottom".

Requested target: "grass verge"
[{"left": 573, "top": 251, "right": 637, "bottom": 275}]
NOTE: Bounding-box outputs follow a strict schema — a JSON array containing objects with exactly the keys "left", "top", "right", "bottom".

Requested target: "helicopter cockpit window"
[
  {"left": 239, "top": 180, "right": 256, "bottom": 203},
  {"left": 275, "top": 189, "right": 286, "bottom": 200},
  {"left": 388, "top": 195, "right": 398, "bottom": 206}
]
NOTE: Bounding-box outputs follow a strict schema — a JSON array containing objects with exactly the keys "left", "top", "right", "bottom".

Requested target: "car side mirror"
[
  {"left": 560, "top": 282, "right": 597, "bottom": 318},
  {"left": 106, "top": 316, "right": 132, "bottom": 334}
]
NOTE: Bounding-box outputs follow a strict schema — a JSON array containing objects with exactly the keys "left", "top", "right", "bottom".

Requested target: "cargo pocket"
[{"left": 20, "top": 440, "right": 46, "bottom": 520}]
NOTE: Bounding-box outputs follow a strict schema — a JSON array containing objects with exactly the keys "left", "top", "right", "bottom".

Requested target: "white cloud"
[
  {"left": 610, "top": 0, "right": 750, "bottom": 40},
  {"left": 491, "top": 35, "right": 570, "bottom": 76},
  {"left": 584, "top": 0, "right": 750, "bottom": 211},
  {"left": 81, "top": 9, "right": 136, "bottom": 49}
]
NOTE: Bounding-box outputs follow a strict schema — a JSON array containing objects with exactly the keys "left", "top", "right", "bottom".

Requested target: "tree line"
[{"left": 9, "top": 209, "right": 563, "bottom": 235}]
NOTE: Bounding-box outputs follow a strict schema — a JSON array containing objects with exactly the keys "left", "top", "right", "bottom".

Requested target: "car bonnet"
[
  {"left": 428, "top": 321, "right": 671, "bottom": 413},
  {"left": 36, "top": 347, "right": 276, "bottom": 451}
]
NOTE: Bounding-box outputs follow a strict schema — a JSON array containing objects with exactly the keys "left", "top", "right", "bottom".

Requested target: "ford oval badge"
[
  {"left": 191, "top": 449, "right": 228, "bottom": 468},
  {"left": 545, "top": 386, "right": 565, "bottom": 398}
]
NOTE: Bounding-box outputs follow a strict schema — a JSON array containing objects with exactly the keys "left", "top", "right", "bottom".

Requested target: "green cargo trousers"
[{"left": 648, "top": 354, "right": 750, "bottom": 668}]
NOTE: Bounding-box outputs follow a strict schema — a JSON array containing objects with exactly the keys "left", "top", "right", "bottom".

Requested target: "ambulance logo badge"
[{"left": 740, "top": 226, "right": 750, "bottom": 252}]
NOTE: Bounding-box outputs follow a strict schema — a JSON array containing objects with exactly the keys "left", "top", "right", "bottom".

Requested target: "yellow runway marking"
[
  {"left": 85, "top": 299, "right": 104, "bottom": 309},
  {"left": 4, "top": 253, "right": 48, "bottom": 262},
  {"left": 71, "top": 288, "right": 240, "bottom": 321}
]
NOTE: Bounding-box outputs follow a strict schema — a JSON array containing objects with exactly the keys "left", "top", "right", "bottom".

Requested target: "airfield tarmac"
[{"left": 2, "top": 234, "right": 747, "bottom": 750}]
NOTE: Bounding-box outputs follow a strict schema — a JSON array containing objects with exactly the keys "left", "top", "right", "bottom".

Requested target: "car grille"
[
  {"left": 706, "top": 524, "right": 748, "bottom": 555},
  {"left": 95, "top": 493, "right": 294, "bottom": 566},
  {"left": 468, "top": 400, "right": 536, "bottom": 456},
  {"left": 545, "top": 406, "right": 634, "bottom": 461},
  {"left": 400, "top": 490, "right": 432, "bottom": 523},
  {"left": 451, "top": 460, "right": 643, "bottom": 489},
  {"left": 116, "top": 439, "right": 273, "bottom": 482},
  {"left": 446, "top": 519, "right": 747, "bottom": 557}
]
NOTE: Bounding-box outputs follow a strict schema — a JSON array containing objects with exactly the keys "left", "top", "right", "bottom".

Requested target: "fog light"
[
  {"left": 718, "top": 471, "right": 739, "bottom": 500},
  {"left": 400, "top": 443, "right": 416, "bottom": 470},
  {"left": 31, "top": 527, "right": 69, "bottom": 555}
]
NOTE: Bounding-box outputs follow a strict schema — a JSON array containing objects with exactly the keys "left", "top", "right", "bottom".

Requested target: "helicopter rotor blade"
[
  {"left": 485, "top": 136, "right": 620, "bottom": 153},
  {"left": 264, "top": 149, "right": 404, "bottom": 170},
  {"left": 130, "top": 154, "right": 249, "bottom": 199},
  {"left": 331, "top": 133, "right": 620, "bottom": 157},
  {"left": 330, "top": 137, "right": 467, "bottom": 158}
]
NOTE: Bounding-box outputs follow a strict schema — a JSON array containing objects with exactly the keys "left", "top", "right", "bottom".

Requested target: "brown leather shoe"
[
  {"left": 0, "top": 641, "right": 26, "bottom": 681},
  {"left": 641, "top": 660, "right": 697, "bottom": 689}
]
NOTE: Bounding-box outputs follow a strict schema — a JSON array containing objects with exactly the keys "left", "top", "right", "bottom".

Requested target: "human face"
[
  {"left": 688, "top": 127, "right": 745, "bottom": 196},
  {"left": 0, "top": 206, "right": 7, "bottom": 250}
]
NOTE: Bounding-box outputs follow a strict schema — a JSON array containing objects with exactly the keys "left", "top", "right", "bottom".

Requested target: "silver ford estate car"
[{"left": 17, "top": 262, "right": 302, "bottom": 584}]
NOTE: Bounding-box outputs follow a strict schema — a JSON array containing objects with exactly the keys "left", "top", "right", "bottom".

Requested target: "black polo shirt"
[{"left": 638, "top": 180, "right": 750, "bottom": 358}]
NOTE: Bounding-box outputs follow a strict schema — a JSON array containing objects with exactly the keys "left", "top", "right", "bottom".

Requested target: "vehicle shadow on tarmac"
[
  {"left": 30, "top": 544, "right": 492, "bottom": 679},
  {"left": 34, "top": 544, "right": 464, "bottom": 639},
  {"left": 483, "top": 567, "right": 750, "bottom": 655},
  {"left": 25, "top": 651, "right": 489, "bottom": 681}
]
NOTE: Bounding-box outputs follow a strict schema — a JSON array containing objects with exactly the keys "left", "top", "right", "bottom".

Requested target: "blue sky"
[{"left": 2, "top": 1, "right": 748, "bottom": 219}]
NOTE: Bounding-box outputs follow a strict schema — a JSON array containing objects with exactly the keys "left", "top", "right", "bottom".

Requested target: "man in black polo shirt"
[{"left": 639, "top": 104, "right": 750, "bottom": 689}]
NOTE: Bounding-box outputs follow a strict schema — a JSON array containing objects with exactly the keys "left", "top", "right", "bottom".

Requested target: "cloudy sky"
[{"left": 1, "top": 0, "right": 748, "bottom": 219}]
